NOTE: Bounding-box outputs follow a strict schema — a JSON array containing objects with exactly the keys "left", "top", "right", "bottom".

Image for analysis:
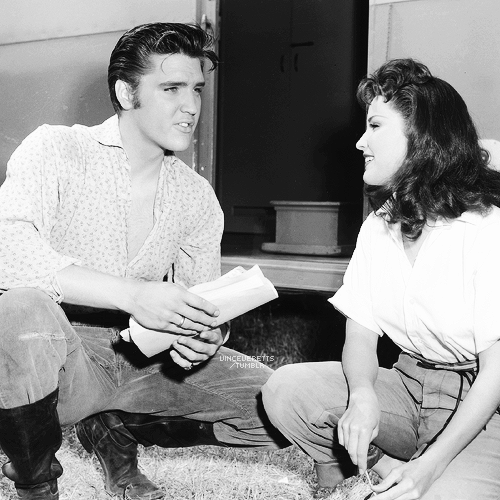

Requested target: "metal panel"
[
  {"left": 368, "top": 0, "right": 500, "bottom": 139},
  {"left": 0, "top": 0, "right": 196, "bottom": 44},
  {"left": 369, "top": 0, "right": 416, "bottom": 4},
  {"left": 0, "top": 0, "right": 219, "bottom": 184}
]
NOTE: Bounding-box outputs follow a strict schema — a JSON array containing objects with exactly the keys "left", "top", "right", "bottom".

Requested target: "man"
[{"left": 0, "top": 23, "right": 286, "bottom": 500}]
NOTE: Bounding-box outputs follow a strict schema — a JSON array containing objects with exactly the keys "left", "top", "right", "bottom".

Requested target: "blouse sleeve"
[
  {"left": 328, "top": 213, "right": 384, "bottom": 336},
  {"left": 0, "top": 126, "right": 79, "bottom": 302},
  {"left": 472, "top": 220, "right": 500, "bottom": 353}
]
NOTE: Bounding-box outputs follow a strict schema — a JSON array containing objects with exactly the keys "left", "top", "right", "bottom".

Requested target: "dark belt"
[
  {"left": 407, "top": 351, "right": 478, "bottom": 373},
  {"left": 66, "top": 311, "right": 130, "bottom": 329}
]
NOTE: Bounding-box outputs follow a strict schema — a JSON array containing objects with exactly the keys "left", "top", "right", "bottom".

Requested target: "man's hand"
[
  {"left": 337, "top": 386, "right": 381, "bottom": 473},
  {"left": 57, "top": 266, "right": 221, "bottom": 336},
  {"left": 129, "top": 281, "right": 219, "bottom": 334},
  {"left": 170, "top": 326, "right": 225, "bottom": 369}
]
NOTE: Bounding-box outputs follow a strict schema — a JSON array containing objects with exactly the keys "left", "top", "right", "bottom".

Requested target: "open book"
[{"left": 120, "top": 265, "right": 278, "bottom": 357}]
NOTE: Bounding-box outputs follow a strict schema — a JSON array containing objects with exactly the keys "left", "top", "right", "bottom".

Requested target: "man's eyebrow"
[{"left": 160, "top": 81, "right": 206, "bottom": 87}]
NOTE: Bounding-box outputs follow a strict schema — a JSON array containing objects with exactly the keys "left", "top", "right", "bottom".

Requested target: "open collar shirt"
[
  {"left": 0, "top": 115, "right": 223, "bottom": 303},
  {"left": 330, "top": 208, "right": 500, "bottom": 363}
]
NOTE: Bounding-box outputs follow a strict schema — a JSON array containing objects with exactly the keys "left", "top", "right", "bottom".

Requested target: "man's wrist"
[{"left": 114, "top": 277, "right": 140, "bottom": 315}]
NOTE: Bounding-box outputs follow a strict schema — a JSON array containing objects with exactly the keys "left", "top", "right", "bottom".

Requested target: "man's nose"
[{"left": 180, "top": 91, "right": 198, "bottom": 115}]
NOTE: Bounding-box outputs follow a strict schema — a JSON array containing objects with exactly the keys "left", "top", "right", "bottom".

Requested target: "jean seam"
[{"left": 182, "top": 378, "right": 256, "bottom": 426}]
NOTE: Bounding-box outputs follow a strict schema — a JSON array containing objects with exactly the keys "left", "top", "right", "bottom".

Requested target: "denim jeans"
[
  {"left": 0, "top": 288, "right": 283, "bottom": 448},
  {"left": 262, "top": 352, "right": 500, "bottom": 499}
]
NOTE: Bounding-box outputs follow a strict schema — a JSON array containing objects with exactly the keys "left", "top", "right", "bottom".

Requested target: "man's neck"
[{"left": 118, "top": 115, "right": 164, "bottom": 177}]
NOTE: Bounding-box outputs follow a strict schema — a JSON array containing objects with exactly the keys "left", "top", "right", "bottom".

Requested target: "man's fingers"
[
  {"left": 169, "top": 349, "right": 195, "bottom": 370},
  {"left": 177, "top": 304, "right": 220, "bottom": 330},
  {"left": 183, "top": 291, "right": 220, "bottom": 317},
  {"left": 174, "top": 336, "right": 217, "bottom": 358}
]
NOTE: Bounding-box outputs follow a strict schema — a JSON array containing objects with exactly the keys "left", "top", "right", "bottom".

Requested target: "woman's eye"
[{"left": 369, "top": 123, "right": 379, "bottom": 129}]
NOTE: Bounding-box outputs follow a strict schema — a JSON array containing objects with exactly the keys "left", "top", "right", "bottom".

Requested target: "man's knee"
[
  {"left": 0, "top": 287, "right": 55, "bottom": 315},
  {"left": 0, "top": 288, "right": 61, "bottom": 325},
  {"left": 0, "top": 288, "right": 67, "bottom": 348},
  {"left": 0, "top": 289, "right": 70, "bottom": 407}
]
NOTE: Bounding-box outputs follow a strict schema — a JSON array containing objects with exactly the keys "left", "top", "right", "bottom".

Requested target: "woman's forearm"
[
  {"left": 338, "top": 318, "right": 381, "bottom": 472},
  {"left": 342, "top": 318, "right": 380, "bottom": 392}
]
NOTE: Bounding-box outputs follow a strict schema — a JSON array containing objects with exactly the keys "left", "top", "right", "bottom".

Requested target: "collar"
[
  {"left": 427, "top": 211, "right": 484, "bottom": 227},
  {"left": 88, "top": 115, "right": 124, "bottom": 149},
  {"left": 377, "top": 203, "right": 484, "bottom": 228},
  {"left": 381, "top": 210, "right": 483, "bottom": 248},
  {"left": 450, "top": 211, "right": 484, "bottom": 225}
]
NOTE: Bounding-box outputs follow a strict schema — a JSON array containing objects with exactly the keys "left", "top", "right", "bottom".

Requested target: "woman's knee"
[{"left": 263, "top": 362, "right": 341, "bottom": 425}]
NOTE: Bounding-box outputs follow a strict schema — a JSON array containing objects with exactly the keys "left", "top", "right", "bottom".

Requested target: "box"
[{"left": 261, "top": 201, "right": 359, "bottom": 256}]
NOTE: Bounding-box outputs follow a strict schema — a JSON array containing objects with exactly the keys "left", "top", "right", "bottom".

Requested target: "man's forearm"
[
  {"left": 57, "top": 264, "right": 136, "bottom": 313},
  {"left": 57, "top": 264, "right": 220, "bottom": 333}
]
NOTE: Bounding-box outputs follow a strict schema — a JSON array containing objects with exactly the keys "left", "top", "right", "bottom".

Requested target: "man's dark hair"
[
  {"left": 357, "top": 58, "right": 500, "bottom": 239},
  {"left": 108, "top": 22, "right": 218, "bottom": 114}
]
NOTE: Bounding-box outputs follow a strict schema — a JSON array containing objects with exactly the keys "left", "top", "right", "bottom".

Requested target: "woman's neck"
[{"left": 402, "top": 219, "right": 437, "bottom": 266}]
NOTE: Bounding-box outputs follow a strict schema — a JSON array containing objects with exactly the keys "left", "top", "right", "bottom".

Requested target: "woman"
[{"left": 262, "top": 58, "right": 500, "bottom": 499}]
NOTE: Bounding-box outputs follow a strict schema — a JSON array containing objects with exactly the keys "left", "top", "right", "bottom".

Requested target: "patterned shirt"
[{"left": 0, "top": 115, "right": 224, "bottom": 303}]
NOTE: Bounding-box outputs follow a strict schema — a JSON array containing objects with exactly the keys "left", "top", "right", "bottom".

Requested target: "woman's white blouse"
[{"left": 329, "top": 207, "right": 500, "bottom": 363}]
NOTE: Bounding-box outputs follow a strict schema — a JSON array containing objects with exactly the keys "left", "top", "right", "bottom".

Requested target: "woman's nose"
[{"left": 356, "top": 130, "right": 367, "bottom": 151}]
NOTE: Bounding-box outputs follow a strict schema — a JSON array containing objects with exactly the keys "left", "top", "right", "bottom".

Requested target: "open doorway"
[{"left": 216, "top": 0, "right": 369, "bottom": 252}]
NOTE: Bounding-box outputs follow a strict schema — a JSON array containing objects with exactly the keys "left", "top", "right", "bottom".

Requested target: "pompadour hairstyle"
[{"left": 108, "top": 22, "right": 218, "bottom": 114}]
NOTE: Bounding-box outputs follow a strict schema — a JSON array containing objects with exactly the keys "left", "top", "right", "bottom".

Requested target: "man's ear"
[{"left": 115, "top": 80, "right": 135, "bottom": 111}]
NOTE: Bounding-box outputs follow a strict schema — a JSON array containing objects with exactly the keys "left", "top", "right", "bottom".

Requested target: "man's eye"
[
  {"left": 194, "top": 87, "right": 203, "bottom": 95},
  {"left": 164, "top": 87, "right": 178, "bottom": 93}
]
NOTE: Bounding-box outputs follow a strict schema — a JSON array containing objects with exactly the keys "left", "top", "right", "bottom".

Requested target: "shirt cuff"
[
  {"left": 221, "top": 321, "right": 231, "bottom": 344},
  {"left": 328, "top": 285, "right": 384, "bottom": 336}
]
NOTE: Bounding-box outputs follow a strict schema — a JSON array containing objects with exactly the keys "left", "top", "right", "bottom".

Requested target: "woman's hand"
[
  {"left": 371, "top": 454, "right": 446, "bottom": 499},
  {"left": 338, "top": 386, "right": 380, "bottom": 473}
]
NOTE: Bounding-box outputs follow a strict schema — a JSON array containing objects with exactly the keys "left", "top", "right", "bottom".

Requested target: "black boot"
[
  {"left": 75, "top": 412, "right": 164, "bottom": 500},
  {"left": 0, "top": 389, "right": 63, "bottom": 499}
]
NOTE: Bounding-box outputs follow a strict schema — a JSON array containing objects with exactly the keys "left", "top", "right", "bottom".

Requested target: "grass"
[{"left": 0, "top": 292, "right": 398, "bottom": 499}]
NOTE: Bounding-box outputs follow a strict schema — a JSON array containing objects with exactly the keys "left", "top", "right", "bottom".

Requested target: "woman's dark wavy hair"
[
  {"left": 357, "top": 58, "right": 500, "bottom": 239},
  {"left": 108, "top": 22, "right": 218, "bottom": 114}
]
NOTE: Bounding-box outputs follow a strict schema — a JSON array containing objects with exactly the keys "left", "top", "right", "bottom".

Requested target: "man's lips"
[{"left": 176, "top": 122, "right": 194, "bottom": 132}]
